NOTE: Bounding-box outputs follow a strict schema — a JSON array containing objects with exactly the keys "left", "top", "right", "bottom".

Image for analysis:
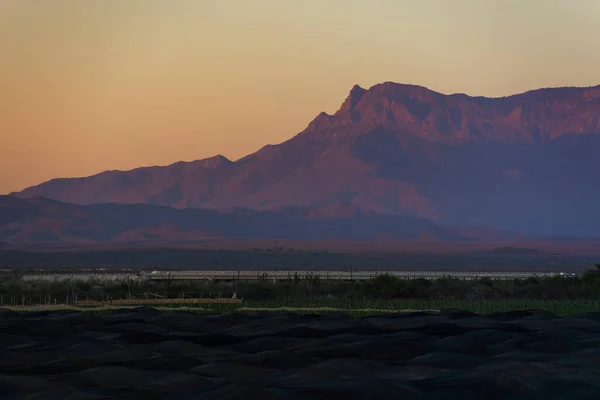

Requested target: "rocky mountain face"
[{"left": 12, "top": 82, "right": 600, "bottom": 237}]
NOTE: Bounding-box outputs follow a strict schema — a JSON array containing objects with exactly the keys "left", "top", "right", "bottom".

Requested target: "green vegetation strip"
[
  {"left": 6, "top": 298, "right": 600, "bottom": 317},
  {"left": 243, "top": 299, "right": 600, "bottom": 316}
]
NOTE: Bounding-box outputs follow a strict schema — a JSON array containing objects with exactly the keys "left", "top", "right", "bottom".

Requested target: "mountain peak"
[
  {"left": 371, "top": 81, "right": 434, "bottom": 93},
  {"left": 195, "top": 154, "right": 232, "bottom": 169},
  {"left": 351, "top": 84, "right": 366, "bottom": 93},
  {"left": 338, "top": 84, "right": 367, "bottom": 113}
]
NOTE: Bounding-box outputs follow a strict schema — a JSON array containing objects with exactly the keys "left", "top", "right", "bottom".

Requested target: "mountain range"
[
  {"left": 1, "top": 195, "right": 535, "bottom": 245},
  {"left": 7, "top": 82, "right": 600, "bottom": 243}
]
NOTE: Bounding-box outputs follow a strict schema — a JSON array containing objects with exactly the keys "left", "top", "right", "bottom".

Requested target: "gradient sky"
[{"left": 2, "top": 0, "right": 600, "bottom": 194}]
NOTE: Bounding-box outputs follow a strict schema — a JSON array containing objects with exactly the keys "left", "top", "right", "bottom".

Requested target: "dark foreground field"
[{"left": 2, "top": 308, "right": 600, "bottom": 399}]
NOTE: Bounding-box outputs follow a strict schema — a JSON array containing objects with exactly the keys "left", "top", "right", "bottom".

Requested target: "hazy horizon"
[{"left": 2, "top": 0, "right": 600, "bottom": 193}]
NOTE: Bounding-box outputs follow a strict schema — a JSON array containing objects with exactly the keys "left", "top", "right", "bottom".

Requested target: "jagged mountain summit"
[{"left": 12, "top": 82, "right": 600, "bottom": 237}]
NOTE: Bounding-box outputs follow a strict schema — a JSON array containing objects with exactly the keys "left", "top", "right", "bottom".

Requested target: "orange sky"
[{"left": 2, "top": 0, "right": 600, "bottom": 194}]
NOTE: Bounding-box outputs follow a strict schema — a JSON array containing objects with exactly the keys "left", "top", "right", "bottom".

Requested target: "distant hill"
[
  {"left": 0, "top": 195, "right": 534, "bottom": 245},
  {"left": 466, "top": 246, "right": 562, "bottom": 257},
  {"left": 12, "top": 82, "right": 600, "bottom": 237}
]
